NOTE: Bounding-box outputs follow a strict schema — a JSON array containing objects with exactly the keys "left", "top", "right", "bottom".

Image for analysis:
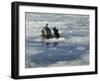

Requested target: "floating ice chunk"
[
  {"left": 35, "top": 37, "right": 65, "bottom": 42},
  {"left": 69, "top": 31, "right": 73, "bottom": 33},
  {"left": 68, "top": 51, "right": 73, "bottom": 53},
  {"left": 75, "top": 47, "right": 85, "bottom": 50},
  {"left": 45, "top": 38, "right": 65, "bottom": 42},
  {"left": 49, "top": 47, "right": 56, "bottom": 50},
  {"left": 58, "top": 37, "right": 65, "bottom": 41}
]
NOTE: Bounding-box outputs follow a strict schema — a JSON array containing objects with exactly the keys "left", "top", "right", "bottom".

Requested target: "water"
[{"left": 25, "top": 12, "right": 89, "bottom": 68}]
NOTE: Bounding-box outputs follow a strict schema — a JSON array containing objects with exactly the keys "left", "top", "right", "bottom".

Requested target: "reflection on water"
[
  {"left": 42, "top": 41, "right": 59, "bottom": 47},
  {"left": 53, "top": 42, "right": 58, "bottom": 47}
]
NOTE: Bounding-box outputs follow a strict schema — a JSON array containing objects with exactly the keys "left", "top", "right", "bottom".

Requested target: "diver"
[
  {"left": 53, "top": 27, "right": 60, "bottom": 39},
  {"left": 41, "top": 24, "right": 52, "bottom": 39}
]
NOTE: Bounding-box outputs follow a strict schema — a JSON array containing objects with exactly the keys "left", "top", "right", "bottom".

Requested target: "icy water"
[{"left": 25, "top": 12, "right": 89, "bottom": 68}]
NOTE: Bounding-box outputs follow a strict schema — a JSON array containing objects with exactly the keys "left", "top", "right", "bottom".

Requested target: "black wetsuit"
[
  {"left": 45, "top": 27, "right": 52, "bottom": 39},
  {"left": 53, "top": 28, "right": 60, "bottom": 38}
]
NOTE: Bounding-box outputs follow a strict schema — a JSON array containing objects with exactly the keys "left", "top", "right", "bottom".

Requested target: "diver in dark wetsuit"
[
  {"left": 53, "top": 27, "right": 60, "bottom": 39},
  {"left": 45, "top": 24, "right": 52, "bottom": 39},
  {"left": 41, "top": 24, "right": 52, "bottom": 39}
]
